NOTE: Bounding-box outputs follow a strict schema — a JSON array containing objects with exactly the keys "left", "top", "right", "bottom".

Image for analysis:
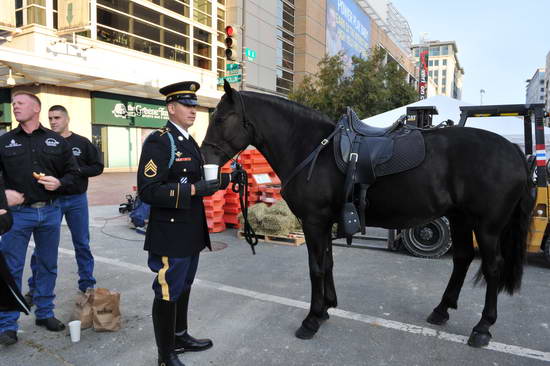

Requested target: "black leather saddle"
[
  {"left": 334, "top": 108, "right": 425, "bottom": 182},
  {"left": 334, "top": 108, "right": 426, "bottom": 242}
]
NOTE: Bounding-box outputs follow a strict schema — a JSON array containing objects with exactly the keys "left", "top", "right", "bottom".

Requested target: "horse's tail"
[{"left": 498, "top": 146, "right": 536, "bottom": 295}]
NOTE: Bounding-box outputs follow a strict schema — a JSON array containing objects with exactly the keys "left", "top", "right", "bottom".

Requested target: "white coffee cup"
[
  {"left": 68, "top": 320, "right": 81, "bottom": 343},
  {"left": 203, "top": 164, "right": 219, "bottom": 181}
]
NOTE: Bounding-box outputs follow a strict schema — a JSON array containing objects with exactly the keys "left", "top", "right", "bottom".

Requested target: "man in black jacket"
[
  {"left": 0, "top": 91, "right": 79, "bottom": 345},
  {"left": 26, "top": 105, "right": 104, "bottom": 302},
  {"left": 138, "top": 81, "right": 218, "bottom": 366}
]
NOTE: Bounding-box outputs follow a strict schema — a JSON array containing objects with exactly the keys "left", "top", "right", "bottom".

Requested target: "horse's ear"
[{"left": 223, "top": 79, "right": 233, "bottom": 101}]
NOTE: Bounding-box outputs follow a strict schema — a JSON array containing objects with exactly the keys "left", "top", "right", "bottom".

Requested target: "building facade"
[
  {"left": 411, "top": 40, "right": 464, "bottom": 100},
  {"left": 546, "top": 52, "right": 550, "bottom": 124},
  {"left": 225, "top": 0, "right": 417, "bottom": 95},
  {"left": 525, "top": 68, "right": 545, "bottom": 104},
  {"left": 1, "top": 0, "right": 226, "bottom": 171}
]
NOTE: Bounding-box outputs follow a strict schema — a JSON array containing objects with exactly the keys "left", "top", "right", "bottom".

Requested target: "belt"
[{"left": 25, "top": 200, "right": 53, "bottom": 208}]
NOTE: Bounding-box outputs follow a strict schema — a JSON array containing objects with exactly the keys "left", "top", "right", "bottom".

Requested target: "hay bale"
[{"left": 237, "top": 200, "right": 301, "bottom": 236}]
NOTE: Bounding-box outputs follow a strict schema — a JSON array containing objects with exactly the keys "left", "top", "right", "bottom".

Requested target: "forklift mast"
[
  {"left": 406, "top": 106, "right": 439, "bottom": 128},
  {"left": 458, "top": 103, "right": 547, "bottom": 188}
]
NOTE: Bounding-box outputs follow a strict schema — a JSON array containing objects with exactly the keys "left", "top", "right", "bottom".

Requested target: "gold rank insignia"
[
  {"left": 144, "top": 159, "right": 158, "bottom": 177},
  {"left": 175, "top": 151, "right": 182, "bottom": 157},
  {"left": 190, "top": 83, "right": 196, "bottom": 91}
]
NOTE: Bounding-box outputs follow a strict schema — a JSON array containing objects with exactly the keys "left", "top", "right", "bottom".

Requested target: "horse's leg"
[
  {"left": 322, "top": 238, "right": 337, "bottom": 320},
  {"left": 295, "top": 221, "right": 332, "bottom": 340},
  {"left": 427, "top": 215, "right": 474, "bottom": 325},
  {"left": 467, "top": 225, "right": 503, "bottom": 347}
]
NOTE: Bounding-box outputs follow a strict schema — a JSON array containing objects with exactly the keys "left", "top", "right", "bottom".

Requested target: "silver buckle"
[
  {"left": 349, "top": 153, "right": 358, "bottom": 162},
  {"left": 321, "top": 139, "right": 329, "bottom": 146}
]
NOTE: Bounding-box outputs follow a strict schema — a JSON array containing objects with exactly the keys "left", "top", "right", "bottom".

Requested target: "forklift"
[{"left": 458, "top": 103, "right": 550, "bottom": 264}]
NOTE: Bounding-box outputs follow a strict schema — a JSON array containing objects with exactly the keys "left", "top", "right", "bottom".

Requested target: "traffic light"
[{"left": 224, "top": 25, "right": 237, "bottom": 61}]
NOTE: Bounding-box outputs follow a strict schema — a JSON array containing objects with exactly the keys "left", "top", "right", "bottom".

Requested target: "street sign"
[
  {"left": 245, "top": 48, "right": 256, "bottom": 61},
  {"left": 226, "top": 63, "right": 241, "bottom": 71},
  {"left": 218, "top": 75, "right": 242, "bottom": 85}
]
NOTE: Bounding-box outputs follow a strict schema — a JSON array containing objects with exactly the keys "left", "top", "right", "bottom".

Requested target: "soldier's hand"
[{"left": 194, "top": 179, "right": 219, "bottom": 197}]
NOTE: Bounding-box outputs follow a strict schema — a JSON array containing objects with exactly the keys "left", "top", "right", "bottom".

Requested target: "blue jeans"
[
  {"left": 0, "top": 202, "right": 62, "bottom": 332},
  {"left": 29, "top": 193, "right": 95, "bottom": 293}
]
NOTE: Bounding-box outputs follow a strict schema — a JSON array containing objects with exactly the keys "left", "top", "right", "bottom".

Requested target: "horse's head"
[{"left": 201, "top": 80, "right": 253, "bottom": 166}]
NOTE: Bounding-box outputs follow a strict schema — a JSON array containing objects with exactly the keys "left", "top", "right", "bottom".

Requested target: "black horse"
[{"left": 201, "top": 81, "right": 534, "bottom": 348}]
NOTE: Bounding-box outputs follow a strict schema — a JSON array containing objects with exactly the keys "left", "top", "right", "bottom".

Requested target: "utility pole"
[{"left": 480, "top": 89, "right": 485, "bottom": 105}]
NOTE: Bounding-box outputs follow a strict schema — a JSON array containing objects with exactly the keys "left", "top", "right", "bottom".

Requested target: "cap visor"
[{"left": 177, "top": 99, "right": 198, "bottom": 106}]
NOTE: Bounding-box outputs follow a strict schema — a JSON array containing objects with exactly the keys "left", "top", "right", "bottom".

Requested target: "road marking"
[{"left": 56, "top": 246, "right": 550, "bottom": 362}]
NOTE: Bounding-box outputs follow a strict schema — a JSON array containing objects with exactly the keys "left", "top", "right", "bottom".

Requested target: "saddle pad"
[
  {"left": 373, "top": 129, "right": 425, "bottom": 177},
  {"left": 334, "top": 127, "right": 425, "bottom": 178}
]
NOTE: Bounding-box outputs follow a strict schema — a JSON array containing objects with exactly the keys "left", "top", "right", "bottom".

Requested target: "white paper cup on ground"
[
  {"left": 203, "top": 164, "right": 219, "bottom": 180},
  {"left": 69, "top": 320, "right": 81, "bottom": 343}
]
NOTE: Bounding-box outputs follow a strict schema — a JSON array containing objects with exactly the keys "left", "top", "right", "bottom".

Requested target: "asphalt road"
[{"left": 1, "top": 205, "right": 549, "bottom": 366}]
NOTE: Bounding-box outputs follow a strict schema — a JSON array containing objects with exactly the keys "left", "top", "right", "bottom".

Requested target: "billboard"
[
  {"left": 418, "top": 48, "right": 429, "bottom": 100},
  {"left": 326, "top": 0, "right": 372, "bottom": 72}
]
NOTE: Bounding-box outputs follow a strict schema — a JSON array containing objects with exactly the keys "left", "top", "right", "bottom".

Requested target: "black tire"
[
  {"left": 544, "top": 236, "right": 550, "bottom": 265},
  {"left": 402, "top": 217, "right": 452, "bottom": 259}
]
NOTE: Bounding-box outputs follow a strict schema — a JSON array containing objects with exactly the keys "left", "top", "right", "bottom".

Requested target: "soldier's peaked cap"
[{"left": 159, "top": 81, "right": 200, "bottom": 106}]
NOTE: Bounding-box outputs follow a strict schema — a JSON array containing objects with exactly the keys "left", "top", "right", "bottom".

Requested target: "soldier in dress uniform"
[{"left": 137, "top": 81, "right": 219, "bottom": 366}]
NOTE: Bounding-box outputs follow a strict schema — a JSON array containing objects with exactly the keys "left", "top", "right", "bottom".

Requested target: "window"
[
  {"left": 275, "top": 0, "right": 294, "bottom": 95},
  {"left": 193, "top": 27, "right": 211, "bottom": 70},
  {"left": 442, "top": 77, "right": 447, "bottom": 85},
  {"left": 15, "top": 0, "right": 47, "bottom": 26},
  {"left": 541, "top": 88, "right": 545, "bottom": 92},
  {"left": 434, "top": 70, "right": 439, "bottom": 77},
  {"left": 414, "top": 48, "right": 419, "bottom": 57},
  {"left": 429, "top": 46, "right": 440, "bottom": 56},
  {"left": 442, "top": 87, "right": 446, "bottom": 93},
  {"left": 194, "top": 0, "right": 212, "bottom": 26},
  {"left": 442, "top": 69, "right": 447, "bottom": 76},
  {"left": 434, "top": 60, "right": 439, "bottom": 66},
  {"left": 442, "top": 59, "right": 447, "bottom": 66},
  {"left": 441, "top": 45, "right": 449, "bottom": 55},
  {"left": 428, "top": 60, "right": 433, "bottom": 67},
  {"left": 97, "top": 1, "right": 193, "bottom": 65},
  {"left": 148, "top": 0, "right": 190, "bottom": 18},
  {"left": 541, "top": 96, "right": 544, "bottom": 100},
  {"left": 429, "top": 71, "right": 433, "bottom": 77}
]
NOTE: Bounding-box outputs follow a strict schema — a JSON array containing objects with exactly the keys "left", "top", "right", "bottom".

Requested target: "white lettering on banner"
[
  {"left": 112, "top": 103, "right": 168, "bottom": 120},
  {"left": 337, "top": 0, "right": 369, "bottom": 40}
]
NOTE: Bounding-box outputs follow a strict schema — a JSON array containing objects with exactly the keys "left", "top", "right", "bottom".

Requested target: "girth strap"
[{"left": 281, "top": 125, "right": 343, "bottom": 193}]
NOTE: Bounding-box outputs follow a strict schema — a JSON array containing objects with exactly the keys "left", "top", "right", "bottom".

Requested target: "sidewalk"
[{"left": 88, "top": 172, "right": 137, "bottom": 206}]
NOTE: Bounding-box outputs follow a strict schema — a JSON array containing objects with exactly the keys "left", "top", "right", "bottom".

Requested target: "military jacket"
[{"left": 137, "top": 122, "right": 211, "bottom": 257}]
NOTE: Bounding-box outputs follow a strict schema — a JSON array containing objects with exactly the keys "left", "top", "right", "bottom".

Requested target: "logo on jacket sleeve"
[
  {"left": 45, "top": 138, "right": 60, "bottom": 147},
  {"left": 144, "top": 159, "right": 158, "bottom": 177}
]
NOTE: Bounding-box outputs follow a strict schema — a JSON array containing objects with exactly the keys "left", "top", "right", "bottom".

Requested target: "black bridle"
[{"left": 202, "top": 91, "right": 259, "bottom": 254}]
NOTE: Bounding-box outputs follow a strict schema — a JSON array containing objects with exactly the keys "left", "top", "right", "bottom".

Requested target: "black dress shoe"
[
  {"left": 0, "top": 330, "right": 17, "bottom": 345},
  {"left": 158, "top": 352, "right": 185, "bottom": 366},
  {"left": 174, "top": 332, "right": 213, "bottom": 353},
  {"left": 36, "top": 317, "right": 65, "bottom": 331}
]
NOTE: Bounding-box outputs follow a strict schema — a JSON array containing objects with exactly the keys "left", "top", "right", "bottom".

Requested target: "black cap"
[{"left": 159, "top": 81, "right": 200, "bottom": 106}]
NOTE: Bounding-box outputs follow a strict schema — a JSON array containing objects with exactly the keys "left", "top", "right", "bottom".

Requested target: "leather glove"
[
  {"left": 0, "top": 210, "right": 13, "bottom": 235},
  {"left": 230, "top": 170, "right": 240, "bottom": 182},
  {"left": 194, "top": 179, "right": 219, "bottom": 197},
  {"left": 219, "top": 173, "right": 230, "bottom": 190}
]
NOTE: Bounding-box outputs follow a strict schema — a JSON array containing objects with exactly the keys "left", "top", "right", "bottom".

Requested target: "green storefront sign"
[
  {"left": 91, "top": 91, "right": 167, "bottom": 128},
  {"left": 0, "top": 89, "right": 12, "bottom": 124}
]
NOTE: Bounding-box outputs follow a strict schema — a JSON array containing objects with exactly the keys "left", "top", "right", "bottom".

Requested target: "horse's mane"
[{"left": 241, "top": 91, "right": 336, "bottom": 127}]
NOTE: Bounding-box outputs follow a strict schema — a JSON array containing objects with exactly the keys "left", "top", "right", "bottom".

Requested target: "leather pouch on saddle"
[{"left": 340, "top": 202, "right": 361, "bottom": 236}]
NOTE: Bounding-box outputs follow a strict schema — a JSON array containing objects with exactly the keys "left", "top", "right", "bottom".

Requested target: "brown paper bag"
[
  {"left": 91, "top": 288, "right": 122, "bottom": 332},
  {"left": 70, "top": 289, "right": 93, "bottom": 330}
]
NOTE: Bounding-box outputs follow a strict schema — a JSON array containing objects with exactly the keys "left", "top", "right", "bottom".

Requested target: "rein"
[{"left": 202, "top": 91, "right": 259, "bottom": 254}]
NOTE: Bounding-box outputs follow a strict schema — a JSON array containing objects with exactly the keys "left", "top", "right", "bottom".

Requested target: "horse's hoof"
[
  {"left": 467, "top": 330, "right": 491, "bottom": 348},
  {"left": 320, "top": 311, "right": 330, "bottom": 321},
  {"left": 426, "top": 310, "right": 449, "bottom": 325},
  {"left": 295, "top": 325, "right": 317, "bottom": 340}
]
